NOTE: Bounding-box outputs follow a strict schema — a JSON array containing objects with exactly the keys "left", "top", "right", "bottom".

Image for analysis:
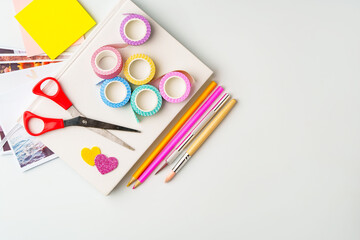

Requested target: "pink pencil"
[{"left": 133, "top": 86, "right": 224, "bottom": 188}]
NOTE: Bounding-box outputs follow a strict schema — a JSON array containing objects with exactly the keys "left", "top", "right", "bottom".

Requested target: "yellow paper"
[{"left": 15, "top": 0, "right": 96, "bottom": 59}]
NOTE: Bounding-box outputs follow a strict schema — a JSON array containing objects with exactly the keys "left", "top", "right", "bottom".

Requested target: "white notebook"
[{"left": 26, "top": 0, "right": 213, "bottom": 195}]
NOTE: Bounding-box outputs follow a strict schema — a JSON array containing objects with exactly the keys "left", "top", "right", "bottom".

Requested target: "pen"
[
  {"left": 165, "top": 99, "right": 236, "bottom": 183},
  {"left": 155, "top": 93, "right": 230, "bottom": 174}
]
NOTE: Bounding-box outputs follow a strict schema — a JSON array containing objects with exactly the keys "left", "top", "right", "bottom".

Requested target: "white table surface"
[{"left": 1, "top": 0, "right": 360, "bottom": 239}]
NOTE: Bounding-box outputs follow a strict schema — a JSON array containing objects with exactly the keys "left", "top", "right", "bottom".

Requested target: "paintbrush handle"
[{"left": 187, "top": 99, "right": 237, "bottom": 156}]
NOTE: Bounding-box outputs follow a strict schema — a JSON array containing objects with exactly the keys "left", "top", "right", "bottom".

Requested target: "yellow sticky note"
[{"left": 15, "top": 0, "right": 96, "bottom": 59}]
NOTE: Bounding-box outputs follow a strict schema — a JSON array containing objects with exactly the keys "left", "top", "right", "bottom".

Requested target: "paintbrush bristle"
[{"left": 165, "top": 171, "right": 176, "bottom": 183}]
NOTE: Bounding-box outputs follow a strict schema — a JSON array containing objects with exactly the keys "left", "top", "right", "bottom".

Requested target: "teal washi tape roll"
[
  {"left": 100, "top": 77, "right": 131, "bottom": 108},
  {"left": 131, "top": 85, "right": 162, "bottom": 117}
]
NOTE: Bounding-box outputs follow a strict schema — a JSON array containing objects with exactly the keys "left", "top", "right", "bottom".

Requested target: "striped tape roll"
[
  {"left": 159, "top": 71, "right": 191, "bottom": 103},
  {"left": 100, "top": 77, "right": 131, "bottom": 108},
  {"left": 91, "top": 46, "right": 123, "bottom": 80},
  {"left": 124, "top": 54, "right": 155, "bottom": 85},
  {"left": 131, "top": 85, "right": 162, "bottom": 117},
  {"left": 120, "top": 14, "right": 151, "bottom": 46}
]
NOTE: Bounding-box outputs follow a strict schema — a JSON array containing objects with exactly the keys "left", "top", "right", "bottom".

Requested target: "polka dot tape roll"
[
  {"left": 159, "top": 71, "right": 191, "bottom": 103},
  {"left": 91, "top": 46, "right": 123, "bottom": 80},
  {"left": 120, "top": 14, "right": 151, "bottom": 46},
  {"left": 124, "top": 54, "right": 156, "bottom": 85},
  {"left": 100, "top": 77, "right": 131, "bottom": 108},
  {"left": 131, "top": 85, "right": 162, "bottom": 117}
]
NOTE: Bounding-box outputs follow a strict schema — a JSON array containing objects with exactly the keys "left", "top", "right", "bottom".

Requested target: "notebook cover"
[{"left": 25, "top": 0, "right": 213, "bottom": 195}]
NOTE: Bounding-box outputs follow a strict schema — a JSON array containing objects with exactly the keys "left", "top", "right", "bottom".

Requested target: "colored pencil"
[
  {"left": 133, "top": 86, "right": 224, "bottom": 188},
  {"left": 156, "top": 93, "right": 230, "bottom": 174},
  {"left": 165, "top": 99, "right": 237, "bottom": 182},
  {"left": 126, "top": 81, "right": 217, "bottom": 186}
]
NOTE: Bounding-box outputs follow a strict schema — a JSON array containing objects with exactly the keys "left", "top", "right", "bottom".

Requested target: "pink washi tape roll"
[
  {"left": 120, "top": 14, "right": 151, "bottom": 46},
  {"left": 91, "top": 46, "right": 123, "bottom": 80},
  {"left": 159, "top": 71, "right": 191, "bottom": 103}
]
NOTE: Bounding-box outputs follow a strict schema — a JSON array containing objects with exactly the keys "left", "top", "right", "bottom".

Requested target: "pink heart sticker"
[{"left": 95, "top": 154, "right": 118, "bottom": 175}]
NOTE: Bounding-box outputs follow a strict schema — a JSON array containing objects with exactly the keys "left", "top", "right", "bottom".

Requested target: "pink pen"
[{"left": 133, "top": 86, "right": 224, "bottom": 188}]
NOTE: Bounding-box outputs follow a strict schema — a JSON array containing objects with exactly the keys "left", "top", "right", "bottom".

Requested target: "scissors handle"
[
  {"left": 32, "top": 77, "right": 73, "bottom": 110},
  {"left": 23, "top": 111, "right": 64, "bottom": 136}
]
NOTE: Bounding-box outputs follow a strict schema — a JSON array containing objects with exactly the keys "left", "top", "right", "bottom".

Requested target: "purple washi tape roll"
[
  {"left": 120, "top": 14, "right": 151, "bottom": 46},
  {"left": 91, "top": 46, "right": 123, "bottom": 80},
  {"left": 159, "top": 71, "right": 192, "bottom": 103}
]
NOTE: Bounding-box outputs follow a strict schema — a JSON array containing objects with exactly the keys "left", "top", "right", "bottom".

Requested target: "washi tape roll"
[
  {"left": 159, "top": 71, "right": 191, "bottom": 103},
  {"left": 100, "top": 77, "right": 131, "bottom": 108},
  {"left": 120, "top": 14, "right": 151, "bottom": 45},
  {"left": 91, "top": 46, "right": 123, "bottom": 80},
  {"left": 124, "top": 54, "right": 156, "bottom": 85},
  {"left": 131, "top": 85, "right": 162, "bottom": 117}
]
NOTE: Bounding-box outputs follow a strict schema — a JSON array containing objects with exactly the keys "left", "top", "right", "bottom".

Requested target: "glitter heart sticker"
[{"left": 95, "top": 154, "right": 118, "bottom": 175}]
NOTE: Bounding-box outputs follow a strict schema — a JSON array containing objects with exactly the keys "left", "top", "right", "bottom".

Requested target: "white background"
[{"left": 1, "top": 0, "right": 360, "bottom": 239}]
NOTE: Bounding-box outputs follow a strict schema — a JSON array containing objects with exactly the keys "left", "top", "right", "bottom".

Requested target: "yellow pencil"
[
  {"left": 165, "top": 99, "right": 236, "bottom": 182},
  {"left": 127, "top": 81, "right": 217, "bottom": 186}
]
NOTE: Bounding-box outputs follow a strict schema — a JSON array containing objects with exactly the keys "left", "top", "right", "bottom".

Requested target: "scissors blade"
[
  {"left": 64, "top": 116, "right": 140, "bottom": 133},
  {"left": 66, "top": 106, "right": 136, "bottom": 150},
  {"left": 67, "top": 105, "right": 82, "bottom": 118},
  {"left": 88, "top": 128, "right": 135, "bottom": 151}
]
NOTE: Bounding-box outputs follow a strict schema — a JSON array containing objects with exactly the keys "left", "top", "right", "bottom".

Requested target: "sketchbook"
[{"left": 25, "top": 0, "right": 213, "bottom": 195}]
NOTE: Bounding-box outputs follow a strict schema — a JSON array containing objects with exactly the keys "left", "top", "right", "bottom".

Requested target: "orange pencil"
[{"left": 127, "top": 81, "right": 217, "bottom": 186}]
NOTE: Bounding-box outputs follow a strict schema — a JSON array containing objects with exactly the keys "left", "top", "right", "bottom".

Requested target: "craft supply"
[
  {"left": 15, "top": 0, "right": 96, "bottom": 59},
  {"left": 95, "top": 154, "right": 118, "bottom": 175},
  {"left": 120, "top": 13, "right": 151, "bottom": 45},
  {"left": 133, "top": 86, "right": 224, "bottom": 189},
  {"left": 23, "top": 0, "right": 215, "bottom": 195},
  {"left": 0, "top": 63, "right": 63, "bottom": 170},
  {"left": 130, "top": 85, "right": 162, "bottom": 117},
  {"left": 81, "top": 146, "right": 118, "bottom": 174},
  {"left": 12, "top": 0, "right": 84, "bottom": 57},
  {"left": 159, "top": 71, "right": 191, "bottom": 103},
  {"left": 126, "top": 81, "right": 217, "bottom": 186},
  {"left": 24, "top": 77, "right": 139, "bottom": 151},
  {"left": 165, "top": 99, "right": 237, "bottom": 182},
  {"left": 124, "top": 54, "right": 155, "bottom": 85},
  {"left": 91, "top": 46, "right": 123, "bottom": 80},
  {"left": 156, "top": 93, "right": 230, "bottom": 174},
  {"left": 100, "top": 77, "right": 131, "bottom": 108},
  {"left": 23, "top": 110, "right": 140, "bottom": 135},
  {"left": 81, "top": 147, "right": 101, "bottom": 166}
]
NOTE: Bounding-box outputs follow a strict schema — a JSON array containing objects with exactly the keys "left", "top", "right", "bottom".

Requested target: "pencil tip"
[
  {"left": 165, "top": 171, "right": 176, "bottom": 183},
  {"left": 126, "top": 177, "right": 136, "bottom": 187},
  {"left": 155, "top": 162, "right": 168, "bottom": 175},
  {"left": 133, "top": 181, "right": 141, "bottom": 189}
]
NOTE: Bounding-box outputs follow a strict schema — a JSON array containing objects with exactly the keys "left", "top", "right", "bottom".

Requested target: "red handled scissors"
[{"left": 23, "top": 77, "right": 139, "bottom": 151}]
